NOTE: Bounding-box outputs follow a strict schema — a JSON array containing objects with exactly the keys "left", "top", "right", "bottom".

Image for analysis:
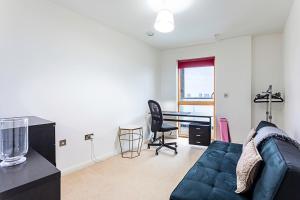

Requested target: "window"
[
  {"left": 177, "top": 57, "right": 215, "bottom": 138},
  {"left": 180, "top": 67, "right": 214, "bottom": 100}
]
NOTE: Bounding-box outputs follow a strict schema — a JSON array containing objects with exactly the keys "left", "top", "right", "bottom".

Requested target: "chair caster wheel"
[
  {"left": 155, "top": 152, "right": 158, "bottom": 156},
  {"left": 175, "top": 151, "right": 178, "bottom": 155},
  {"left": 175, "top": 145, "right": 178, "bottom": 148}
]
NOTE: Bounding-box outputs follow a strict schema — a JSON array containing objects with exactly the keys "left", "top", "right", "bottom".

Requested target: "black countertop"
[
  {"left": 26, "top": 116, "right": 55, "bottom": 127},
  {"left": 0, "top": 149, "right": 60, "bottom": 198}
]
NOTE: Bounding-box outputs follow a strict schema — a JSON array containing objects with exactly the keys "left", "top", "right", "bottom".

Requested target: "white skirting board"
[{"left": 60, "top": 151, "right": 118, "bottom": 176}]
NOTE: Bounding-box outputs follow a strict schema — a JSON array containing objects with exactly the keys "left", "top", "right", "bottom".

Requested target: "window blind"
[{"left": 178, "top": 56, "right": 215, "bottom": 69}]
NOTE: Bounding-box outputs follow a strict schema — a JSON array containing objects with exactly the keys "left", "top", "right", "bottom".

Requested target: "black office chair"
[{"left": 148, "top": 100, "right": 178, "bottom": 155}]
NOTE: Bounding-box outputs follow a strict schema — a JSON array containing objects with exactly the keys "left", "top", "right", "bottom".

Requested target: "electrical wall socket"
[
  {"left": 59, "top": 139, "right": 67, "bottom": 147},
  {"left": 85, "top": 133, "right": 94, "bottom": 140}
]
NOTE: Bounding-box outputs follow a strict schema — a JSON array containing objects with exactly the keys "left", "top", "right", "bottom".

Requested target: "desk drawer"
[
  {"left": 189, "top": 125, "right": 210, "bottom": 135},
  {"left": 189, "top": 132, "right": 209, "bottom": 139},
  {"left": 189, "top": 138, "right": 211, "bottom": 146},
  {"left": 189, "top": 133, "right": 210, "bottom": 143},
  {"left": 189, "top": 123, "right": 211, "bottom": 146}
]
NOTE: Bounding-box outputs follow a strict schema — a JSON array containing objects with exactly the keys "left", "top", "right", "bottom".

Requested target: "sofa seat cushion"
[{"left": 170, "top": 141, "right": 250, "bottom": 200}]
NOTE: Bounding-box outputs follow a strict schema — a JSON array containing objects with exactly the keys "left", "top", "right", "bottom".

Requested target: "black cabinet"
[
  {"left": 0, "top": 116, "right": 60, "bottom": 200},
  {"left": 189, "top": 123, "right": 211, "bottom": 146},
  {"left": 0, "top": 149, "right": 60, "bottom": 200},
  {"left": 28, "top": 116, "right": 56, "bottom": 166}
]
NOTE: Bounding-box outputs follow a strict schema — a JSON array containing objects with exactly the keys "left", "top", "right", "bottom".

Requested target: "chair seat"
[{"left": 159, "top": 123, "right": 178, "bottom": 132}]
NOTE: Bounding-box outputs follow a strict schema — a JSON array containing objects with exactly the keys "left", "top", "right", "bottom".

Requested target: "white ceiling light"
[{"left": 154, "top": 9, "right": 175, "bottom": 33}]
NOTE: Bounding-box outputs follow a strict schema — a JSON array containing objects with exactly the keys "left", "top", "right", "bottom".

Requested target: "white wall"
[
  {"left": 0, "top": 0, "right": 159, "bottom": 172},
  {"left": 252, "top": 33, "right": 284, "bottom": 128},
  {"left": 283, "top": 0, "right": 300, "bottom": 142},
  {"left": 160, "top": 36, "right": 252, "bottom": 143}
]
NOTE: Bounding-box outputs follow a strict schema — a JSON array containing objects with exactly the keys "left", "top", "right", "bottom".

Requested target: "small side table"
[{"left": 119, "top": 125, "right": 143, "bottom": 159}]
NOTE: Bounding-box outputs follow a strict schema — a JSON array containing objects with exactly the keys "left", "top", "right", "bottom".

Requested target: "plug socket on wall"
[
  {"left": 85, "top": 133, "right": 94, "bottom": 140},
  {"left": 59, "top": 139, "right": 67, "bottom": 147}
]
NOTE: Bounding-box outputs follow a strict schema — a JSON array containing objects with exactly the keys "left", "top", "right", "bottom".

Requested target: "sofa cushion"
[
  {"left": 170, "top": 141, "right": 250, "bottom": 200},
  {"left": 252, "top": 138, "right": 300, "bottom": 200}
]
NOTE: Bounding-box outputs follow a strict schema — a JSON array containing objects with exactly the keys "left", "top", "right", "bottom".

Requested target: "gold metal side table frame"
[{"left": 119, "top": 126, "right": 143, "bottom": 159}]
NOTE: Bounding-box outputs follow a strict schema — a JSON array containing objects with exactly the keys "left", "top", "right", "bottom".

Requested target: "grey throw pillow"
[
  {"left": 243, "top": 128, "right": 256, "bottom": 149},
  {"left": 236, "top": 139, "right": 262, "bottom": 193}
]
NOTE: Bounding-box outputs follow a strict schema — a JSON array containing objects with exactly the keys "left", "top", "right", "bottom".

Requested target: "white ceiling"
[{"left": 50, "top": 0, "right": 294, "bottom": 49}]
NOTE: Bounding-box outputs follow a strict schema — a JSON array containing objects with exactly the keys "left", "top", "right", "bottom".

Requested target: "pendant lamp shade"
[{"left": 154, "top": 9, "right": 175, "bottom": 33}]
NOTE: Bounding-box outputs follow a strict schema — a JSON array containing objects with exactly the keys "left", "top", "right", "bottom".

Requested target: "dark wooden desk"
[
  {"left": 162, "top": 111, "right": 213, "bottom": 146},
  {"left": 0, "top": 149, "right": 61, "bottom": 200}
]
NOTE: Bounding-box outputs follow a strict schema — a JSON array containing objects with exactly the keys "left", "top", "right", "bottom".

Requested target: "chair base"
[{"left": 148, "top": 133, "right": 177, "bottom": 155}]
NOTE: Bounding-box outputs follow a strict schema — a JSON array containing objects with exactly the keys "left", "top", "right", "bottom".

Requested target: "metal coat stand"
[{"left": 254, "top": 85, "right": 284, "bottom": 123}]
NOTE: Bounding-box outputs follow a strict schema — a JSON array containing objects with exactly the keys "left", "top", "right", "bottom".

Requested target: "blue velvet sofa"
[{"left": 170, "top": 138, "right": 300, "bottom": 200}]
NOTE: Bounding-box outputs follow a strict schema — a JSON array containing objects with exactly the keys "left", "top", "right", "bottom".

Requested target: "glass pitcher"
[{"left": 0, "top": 117, "right": 29, "bottom": 167}]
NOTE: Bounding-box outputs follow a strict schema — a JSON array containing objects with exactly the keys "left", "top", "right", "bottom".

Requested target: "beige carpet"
[{"left": 62, "top": 138, "right": 205, "bottom": 200}]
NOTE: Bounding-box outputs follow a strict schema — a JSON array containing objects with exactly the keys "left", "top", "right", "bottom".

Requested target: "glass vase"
[{"left": 0, "top": 117, "right": 29, "bottom": 167}]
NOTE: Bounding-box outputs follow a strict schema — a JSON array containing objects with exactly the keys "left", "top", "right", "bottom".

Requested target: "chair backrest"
[{"left": 148, "top": 100, "right": 163, "bottom": 133}]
